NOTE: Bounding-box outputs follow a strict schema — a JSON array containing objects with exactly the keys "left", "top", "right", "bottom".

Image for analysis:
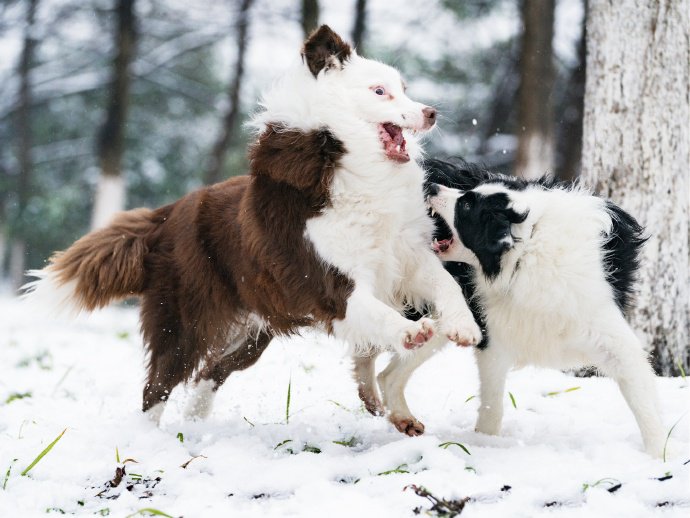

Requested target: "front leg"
[
  {"left": 409, "top": 250, "right": 482, "bottom": 346},
  {"left": 474, "top": 346, "right": 511, "bottom": 435},
  {"left": 333, "top": 286, "right": 435, "bottom": 355}
]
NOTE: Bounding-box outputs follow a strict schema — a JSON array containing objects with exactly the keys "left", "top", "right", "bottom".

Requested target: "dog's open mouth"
[
  {"left": 432, "top": 237, "right": 453, "bottom": 254},
  {"left": 379, "top": 123, "right": 409, "bottom": 163}
]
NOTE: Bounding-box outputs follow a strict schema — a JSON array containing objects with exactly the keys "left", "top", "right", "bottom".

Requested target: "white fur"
[
  {"left": 430, "top": 184, "right": 666, "bottom": 456},
  {"left": 251, "top": 50, "right": 480, "bottom": 355},
  {"left": 184, "top": 379, "right": 217, "bottom": 420},
  {"left": 21, "top": 269, "right": 83, "bottom": 317}
]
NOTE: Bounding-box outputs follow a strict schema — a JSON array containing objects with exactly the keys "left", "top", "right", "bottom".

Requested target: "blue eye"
[{"left": 374, "top": 87, "right": 386, "bottom": 96}]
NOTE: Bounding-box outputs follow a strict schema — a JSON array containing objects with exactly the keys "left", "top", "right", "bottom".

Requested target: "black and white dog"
[{"left": 418, "top": 158, "right": 665, "bottom": 456}]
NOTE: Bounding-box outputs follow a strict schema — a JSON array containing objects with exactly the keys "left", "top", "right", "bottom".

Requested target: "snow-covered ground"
[{"left": 0, "top": 295, "right": 687, "bottom": 517}]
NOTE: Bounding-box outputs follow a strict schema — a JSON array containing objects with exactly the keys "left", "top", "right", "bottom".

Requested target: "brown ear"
[
  {"left": 249, "top": 125, "right": 346, "bottom": 199},
  {"left": 302, "top": 25, "right": 352, "bottom": 78}
]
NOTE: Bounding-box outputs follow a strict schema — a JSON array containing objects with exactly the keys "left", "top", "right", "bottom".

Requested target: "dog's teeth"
[{"left": 431, "top": 208, "right": 436, "bottom": 216}]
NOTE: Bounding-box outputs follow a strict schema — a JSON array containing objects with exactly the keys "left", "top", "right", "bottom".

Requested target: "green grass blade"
[
  {"left": 285, "top": 375, "right": 292, "bottom": 424},
  {"left": 176, "top": 432, "right": 184, "bottom": 443},
  {"left": 663, "top": 413, "right": 686, "bottom": 462},
  {"left": 21, "top": 428, "right": 66, "bottom": 476},
  {"left": 115, "top": 447, "right": 120, "bottom": 464},
  {"left": 274, "top": 439, "right": 293, "bottom": 450},
  {"left": 508, "top": 392, "right": 517, "bottom": 409},
  {"left": 377, "top": 463, "right": 409, "bottom": 476},
  {"left": 333, "top": 436, "right": 358, "bottom": 447},
  {"left": 3, "top": 459, "right": 17, "bottom": 490},
  {"left": 124, "top": 508, "right": 174, "bottom": 518},
  {"left": 303, "top": 444, "right": 321, "bottom": 454},
  {"left": 464, "top": 395, "right": 476, "bottom": 403},
  {"left": 5, "top": 392, "right": 32, "bottom": 404},
  {"left": 438, "top": 442, "right": 471, "bottom": 455}
]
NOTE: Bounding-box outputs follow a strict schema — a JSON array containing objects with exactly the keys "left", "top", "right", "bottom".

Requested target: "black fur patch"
[
  {"left": 453, "top": 191, "right": 528, "bottom": 279},
  {"left": 602, "top": 201, "right": 646, "bottom": 311},
  {"left": 444, "top": 261, "right": 489, "bottom": 349}
]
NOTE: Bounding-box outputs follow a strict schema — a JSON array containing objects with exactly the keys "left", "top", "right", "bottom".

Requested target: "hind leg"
[
  {"left": 587, "top": 317, "right": 665, "bottom": 456},
  {"left": 377, "top": 335, "right": 446, "bottom": 436},
  {"left": 184, "top": 329, "right": 273, "bottom": 420},
  {"left": 352, "top": 353, "right": 384, "bottom": 416},
  {"left": 143, "top": 352, "right": 187, "bottom": 426}
]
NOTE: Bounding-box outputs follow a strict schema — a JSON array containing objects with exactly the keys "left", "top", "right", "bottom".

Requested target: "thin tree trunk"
[
  {"left": 582, "top": 0, "right": 689, "bottom": 376},
  {"left": 91, "top": 0, "right": 136, "bottom": 230},
  {"left": 555, "top": 0, "right": 587, "bottom": 182},
  {"left": 204, "top": 0, "right": 254, "bottom": 185},
  {"left": 301, "top": 0, "right": 319, "bottom": 38},
  {"left": 9, "top": 0, "right": 38, "bottom": 291},
  {"left": 514, "top": 0, "right": 555, "bottom": 180},
  {"left": 352, "top": 0, "right": 367, "bottom": 53}
]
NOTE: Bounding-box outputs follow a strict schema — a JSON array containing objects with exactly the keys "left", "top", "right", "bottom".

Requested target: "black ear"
[
  {"left": 302, "top": 25, "right": 352, "bottom": 77},
  {"left": 505, "top": 207, "right": 529, "bottom": 224}
]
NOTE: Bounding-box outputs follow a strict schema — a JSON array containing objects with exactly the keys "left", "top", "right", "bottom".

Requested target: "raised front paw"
[
  {"left": 401, "top": 318, "right": 435, "bottom": 350},
  {"left": 441, "top": 314, "right": 482, "bottom": 347}
]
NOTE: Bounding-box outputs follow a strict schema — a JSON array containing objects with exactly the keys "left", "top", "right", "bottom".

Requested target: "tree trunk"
[
  {"left": 204, "top": 0, "right": 254, "bottom": 185},
  {"left": 555, "top": 0, "right": 587, "bottom": 182},
  {"left": 9, "top": 0, "right": 38, "bottom": 291},
  {"left": 352, "top": 0, "right": 367, "bottom": 54},
  {"left": 514, "top": 0, "right": 555, "bottom": 180},
  {"left": 301, "top": 0, "right": 319, "bottom": 38},
  {"left": 92, "top": 0, "right": 136, "bottom": 230},
  {"left": 582, "top": 0, "right": 689, "bottom": 376}
]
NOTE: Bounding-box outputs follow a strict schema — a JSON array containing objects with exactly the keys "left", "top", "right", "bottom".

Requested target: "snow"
[{"left": 0, "top": 295, "right": 688, "bottom": 517}]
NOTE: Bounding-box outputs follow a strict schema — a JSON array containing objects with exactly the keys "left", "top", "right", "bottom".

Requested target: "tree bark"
[
  {"left": 582, "top": 0, "right": 689, "bottom": 376},
  {"left": 555, "top": 0, "right": 587, "bottom": 182},
  {"left": 352, "top": 0, "right": 367, "bottom": 54},
  {"left": 204, "top": 0, "right": 254, "bottom": 185},
  {"left": 514, "top": 0, "right": 555, "bottom": 180},
  {"left": 301, "top": 0, "right": 319, "bottom": 38},
  {"left": 9, "top": 0, "right": 38, "bottom": 290},
  {"left": 91, "top": 0, "right": 136, "bottom": 230}
]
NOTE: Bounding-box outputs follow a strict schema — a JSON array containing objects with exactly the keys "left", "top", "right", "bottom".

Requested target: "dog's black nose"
[{"left": 427, "top": 183, "right": 440, "bottom": 196}]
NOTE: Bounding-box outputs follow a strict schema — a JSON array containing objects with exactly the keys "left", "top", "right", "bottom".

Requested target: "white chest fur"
[{"left": 305, "top": 160, "right": 432, "bottom": 308}]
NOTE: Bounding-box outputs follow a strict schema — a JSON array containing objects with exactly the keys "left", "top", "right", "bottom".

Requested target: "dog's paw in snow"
[{"left": 390, "top": 414, "right": 425, "bottom": 436}]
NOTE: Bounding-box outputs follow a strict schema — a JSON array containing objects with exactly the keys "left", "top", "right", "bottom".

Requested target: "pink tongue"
[{"left": 433, "top": 239, "right": 451, "bottom": 252}]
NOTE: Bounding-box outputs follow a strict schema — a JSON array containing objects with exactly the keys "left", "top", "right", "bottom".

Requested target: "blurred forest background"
[{"left": 0, "top": 0, "right": 687, "bottom": 375}]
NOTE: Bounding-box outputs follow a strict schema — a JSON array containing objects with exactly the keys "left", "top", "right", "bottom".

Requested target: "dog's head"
[
  {"left": 301, "top": 25, "right": 436, "bottom": 163},
  {"left": 427, "top": 183, "right": 529, "bottom": 279}
]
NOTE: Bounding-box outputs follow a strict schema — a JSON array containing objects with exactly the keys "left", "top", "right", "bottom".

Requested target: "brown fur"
[
  {"left": 48, "top": 208, "right": 166, "bottom": 311},
  {"left": 302, "top": 25, "right": 352, "bottom": 77},
  {"left": 45, "top": 126, "right": 353, "bottom": 412}
]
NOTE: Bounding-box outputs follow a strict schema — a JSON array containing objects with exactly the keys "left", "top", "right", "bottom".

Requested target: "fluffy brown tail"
[{"left": 24, "top": 208, "right": 161, "bottom": 313}]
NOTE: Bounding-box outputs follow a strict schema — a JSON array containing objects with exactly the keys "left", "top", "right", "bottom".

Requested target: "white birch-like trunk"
[
  {"left": 582, "top": 0, "right": 689, "bottom": 375},
  {"left": 91, "top": 174, "right": 126, "bottom": 230}
]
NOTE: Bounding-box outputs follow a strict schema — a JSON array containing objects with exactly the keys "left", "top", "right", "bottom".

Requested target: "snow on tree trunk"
[
  {"left": 91, "top": 174, "right": 126, "bottom": 230},
  {"left": 92, "top": 0, "right": 136, "bottom": 230},
  {"left": 582, "top": 0, "right": 689, "bottom": 376}
]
